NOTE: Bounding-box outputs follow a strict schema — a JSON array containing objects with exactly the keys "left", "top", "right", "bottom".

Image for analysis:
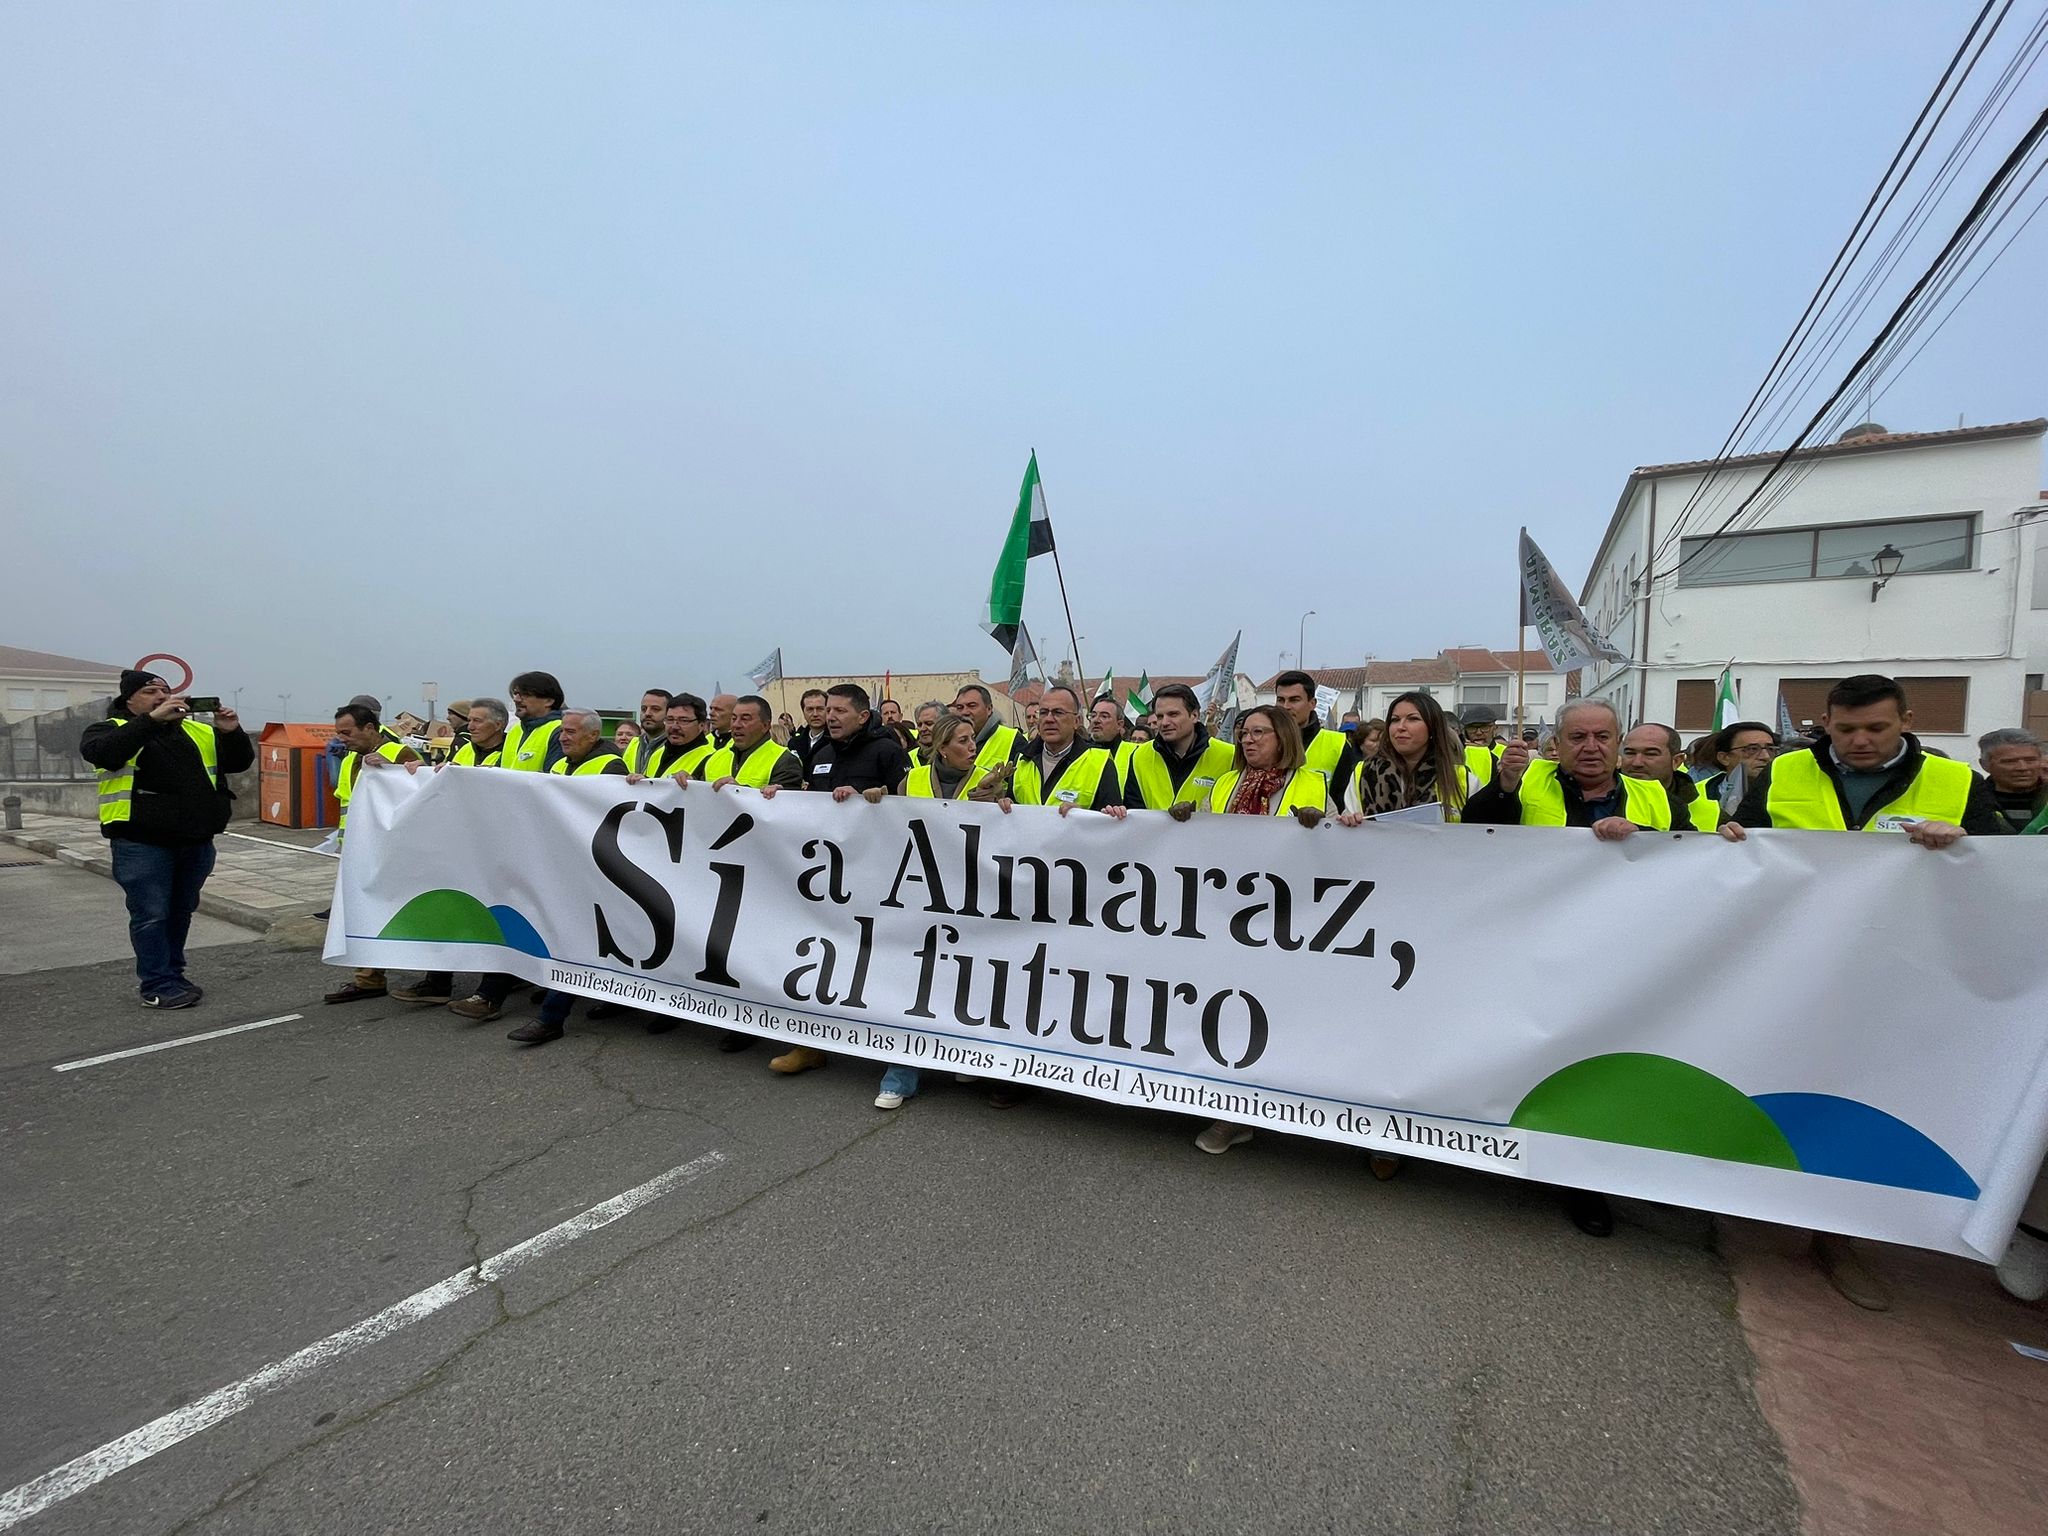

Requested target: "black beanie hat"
[{"left": 120, "top": 669, "right": 168, "bottom": 706}]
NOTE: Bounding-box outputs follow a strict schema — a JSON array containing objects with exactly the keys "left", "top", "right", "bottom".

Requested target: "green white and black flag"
[
  {"left": 980, "top": 452, "right": 1055, "bottom": 651},
  {"left": 1123, "top": 671, "right": 1153, "bottom": 723},
  {"left": 1094, "top": 667, "right": 1116, "bottom": 702}
]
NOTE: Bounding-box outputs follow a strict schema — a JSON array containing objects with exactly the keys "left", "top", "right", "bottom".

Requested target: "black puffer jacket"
[
  {"left": 79, "top": 715, "right": 253, "bottom": 845},
  {"left": 810, "top": 715, "right": 911, "bottom": 794}
]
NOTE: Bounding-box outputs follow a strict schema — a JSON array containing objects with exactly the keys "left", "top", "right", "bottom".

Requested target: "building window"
[
  {"left": 1461, "top": 685, "right": 1503, "bottom": 705},
  {"left": 39, "top": 689, "right": 69, "bottom": 710},
  {"left": 6, "top": 688, "right": 37, "bottom": 713},
  {"left": 1777, "top": 676, "right": 1970, "bottom": 735},
  {"left": 1676, "top": 514, "right": 1976, "bottom": 588},
  {"left": 1525, "top": 682, "right": 1549, "bottom": 706},
  {"left": 1674, "top": 679, "right": 1718, "bottom": 730}
]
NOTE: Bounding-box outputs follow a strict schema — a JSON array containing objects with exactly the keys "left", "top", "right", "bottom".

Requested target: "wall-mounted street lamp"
[{"left": 1869, "top": 543, "right": 1904, "bottom": 602}]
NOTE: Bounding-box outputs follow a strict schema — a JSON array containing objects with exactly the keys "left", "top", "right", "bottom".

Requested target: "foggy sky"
[{"left": 4, "top": 2, "right": 2042, "bottom": 724}]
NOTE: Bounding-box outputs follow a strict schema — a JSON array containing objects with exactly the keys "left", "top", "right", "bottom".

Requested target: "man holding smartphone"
[{"left": 80, "top": 669, "right": 254, "bottom": 1009}]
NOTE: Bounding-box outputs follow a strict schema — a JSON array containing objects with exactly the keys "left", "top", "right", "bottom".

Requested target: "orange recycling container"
[{"left": 258, "top": 723, "right": 343, "bottom": 828}]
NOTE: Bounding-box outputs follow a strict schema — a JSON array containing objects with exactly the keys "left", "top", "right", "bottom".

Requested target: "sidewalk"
[
  {"left": 1722, "top": 1222, "right": 2048, "bottom": 1534},
  {"left": 0, "top": 811, "right": 334, "bottom": 932}
]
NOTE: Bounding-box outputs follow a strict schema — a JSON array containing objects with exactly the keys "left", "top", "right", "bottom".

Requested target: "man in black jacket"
[
  {"left": 810, "top": 682, "right": 911, "bottom": 802},
  {"left": 767, "top": 682, "right": 908, "bottom": 1077},
  {"left": 79, "top": 669, "right": 254, "bottom": 1009}
]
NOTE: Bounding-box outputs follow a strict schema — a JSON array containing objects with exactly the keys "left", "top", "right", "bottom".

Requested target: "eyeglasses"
[
  {"left": 1729, "top": 744, "right": 1775, "bottom": 757},
  {"left": 1238, "top": 725, "right": 1277, "bottom": 738},
  {"left": 1039, "top": 707, "right": 1076, "bottom": 719}
]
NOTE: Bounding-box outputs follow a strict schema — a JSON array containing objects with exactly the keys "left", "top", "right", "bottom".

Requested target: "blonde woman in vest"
[
  {"left": 1171, "top": 705, "right": 1327, "bottom": 1155},
  {"left": 897, "top": 713, "right": 989, "bottom": 801},
  {"left": 873, "top": 712, "right": 998, "bottom": 1110},
  {"left": 1339, "top": 690, "right": 1470, "bottom": 828}
]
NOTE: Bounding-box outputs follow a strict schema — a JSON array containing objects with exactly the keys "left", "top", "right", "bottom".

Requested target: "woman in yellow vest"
[
  {"left": 1341, "top": 690, "right": 1471, "bottom": 825},
  {"left": 1167, "top": 706, "right": 1329, "bottom": 824},
  {"left": 1165, "top": 704, "right": 1327, "bottom": 1157},
  {"left": 899, "top": 713, "right": 992, "bottom": 800}
]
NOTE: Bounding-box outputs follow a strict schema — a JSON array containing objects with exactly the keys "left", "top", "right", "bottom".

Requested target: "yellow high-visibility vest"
[
  {"left": 906, "top": 762, "right": 992, "bottom": 799},
  {"left": 1011, "top": 745, "right": 1118, "bottom": 809},
  {"left": 503, "top": 717, "right": 561, "bottom": 772},
  {"left": 335, "top": 740, "right": 409, "bottom": 830},
  {"left": 1763, "top": 748, "right": 1972, "bottom": 830},
  {"left": 1126, "top": 736, "right": 1235, "bottom": 811},
  {"left": 702, "top": 739, "right": 796, "bottom": 787},
  {"left": 1301, "top": 725, "right": 1346, "bottom": 779},
  {"left": 95, "top": 717, "right": 220, "bottom": 827},
  {"left": 549, "top": 753, "right": 626, "bottom": 776},
  {"left": 1516, "top": 759, "right": 1671, "bottom": 830},
  {"left": 451, "top": 739, "right": 502, "bottom": 767},
  {"left": 649, "top": 739, "right": 717, "bottom": 779},
  {"left": 1206, "top": 767, "right": 1329, "bottom": 817}
]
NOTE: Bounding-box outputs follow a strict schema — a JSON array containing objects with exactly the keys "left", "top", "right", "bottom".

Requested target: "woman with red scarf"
[{"left": 1168, "top": 704, "right": 1329, "bottom": 1154}]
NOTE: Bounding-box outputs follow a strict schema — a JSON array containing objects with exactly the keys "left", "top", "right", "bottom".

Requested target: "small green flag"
[
  {"left": 1123, "top": 671, "right": 1153, "bottom": 723},
  {"left": 1094, "top": 667, "right": 1115, "bottom": 702},
  {"left": 1713, "top": 665, "right": 1741, "bottom": 731}
]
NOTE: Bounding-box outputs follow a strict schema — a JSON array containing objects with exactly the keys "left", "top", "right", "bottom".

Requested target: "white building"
[
  {"left": 0, "top": 644, "right": 125, "bottom": 725},
  {"left": 1256, "top": 651, "right": 1569, "bottom": 728},
  {"left": 1577, "top": 418, "right": 2048, "bottom": 755}
]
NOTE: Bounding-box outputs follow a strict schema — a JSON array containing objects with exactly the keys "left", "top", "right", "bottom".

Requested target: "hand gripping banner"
[{"left": 329, "top": 769, "right": 2048, "bottom": 1260}]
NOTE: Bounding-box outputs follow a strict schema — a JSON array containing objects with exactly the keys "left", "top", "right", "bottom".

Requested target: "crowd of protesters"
[{"left": 83, "top": 665, "right": 2047, "bottom": 1309}]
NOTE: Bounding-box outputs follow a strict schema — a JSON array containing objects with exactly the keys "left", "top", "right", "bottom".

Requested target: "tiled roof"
[
  {"left": 1255, "top": 665, "right": 1375, "bottom": 690},
  {"left": 1633, "top": 418, "right": 2047, "bottom": 478},
  {"left": 1493, "top": 648, "right": 1555, "bottom": 673},
  {"left": 1439, "top": 648, "right": 1504, "bottom": 673},
  {"left": 0, "top": 644, "right": 125, "bottom": 677},
  {"left": 1364, "top": 658, "right": 1456, "bottom": 686}
]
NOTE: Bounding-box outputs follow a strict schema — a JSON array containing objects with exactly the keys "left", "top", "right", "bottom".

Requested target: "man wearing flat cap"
[{"left": 79, "top": 670, "right": 253, "bottom": 1009}]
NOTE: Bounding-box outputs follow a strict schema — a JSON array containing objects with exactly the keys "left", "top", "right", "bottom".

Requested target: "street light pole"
[{"left": 1298, "top": 610, "right": 1316, "bottom": 671}]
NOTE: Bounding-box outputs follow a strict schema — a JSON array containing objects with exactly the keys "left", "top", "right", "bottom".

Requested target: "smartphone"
[{"left": 186, "top": 696, "right": 222, "bottom": 713}]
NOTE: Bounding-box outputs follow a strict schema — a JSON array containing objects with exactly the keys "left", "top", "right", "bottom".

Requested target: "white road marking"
[
  {"left": 51, "top": 1014, "right": 306, "bottom": 1072},
  {"left": 220, "top": 831, "right": 338, "bottom": 857},
  {"left": 0, "top": 1149, "right": 728, "bottom": 1530}
]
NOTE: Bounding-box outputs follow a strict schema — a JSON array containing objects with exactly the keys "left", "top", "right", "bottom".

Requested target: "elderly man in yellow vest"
[
  {"left": 79, "top": 669, "right": 256, "bottom": 1010},
  {"left": 1461, "top": 698, "right": 1672, "bottom": 840}
]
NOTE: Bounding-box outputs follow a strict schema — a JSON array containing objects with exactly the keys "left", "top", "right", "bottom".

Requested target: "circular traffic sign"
[{"left": 134, "top": 652, "right": 193, "bottom": 693}]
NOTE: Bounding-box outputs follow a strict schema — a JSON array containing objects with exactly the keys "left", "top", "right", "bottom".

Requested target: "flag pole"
[
  {"left": 1034, "top": 448, "right": 1086, "bottom": 681},
  {"left": 1515, "top": 528, "right": 1528, "bottom": 735}
]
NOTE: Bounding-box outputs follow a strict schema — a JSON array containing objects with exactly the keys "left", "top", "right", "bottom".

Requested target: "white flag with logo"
[
  {"left": 1519, "top": 529, "right": 1627, "bottom": 673},
  {"left": 745, "top": 648, "right": 784, "bottom": 689}
]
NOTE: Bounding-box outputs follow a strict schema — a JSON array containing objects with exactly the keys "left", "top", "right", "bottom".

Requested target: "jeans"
[
  {"left": 109, "top": 840, "right": 217, "bottom": 994},
  {"left": 879, "top": 1063, "right": 922, "bottom": 1098},
  {"left": 537, "top": 989, "right": 575, "bottom": 1027}
]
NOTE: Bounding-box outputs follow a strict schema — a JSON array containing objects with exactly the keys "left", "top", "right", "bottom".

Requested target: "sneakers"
[
  {"left": 875, "top": 1091, "right": 907, "bottom": 1110},
  {"left": 1812, "top": 1231, "right": 1892, "bottom": 1311},
  {"left": 447, "top": 995, "right": 502, "bottom": 1022},
  {"left": 323, "top": 982, "right": 386, "bottom": 1005},
  {"left": 506, "top": 1018, "right": 564, "bottom": 1046},
  {"left": 769, "top": 1046, "right": 828, "bottom": 1074},
  {"left": 389, "top": 982, "right": 453, "bottom": 1004},
  {"left": 1195, "top": 1120, "right": 1253, "bottom": 1154},
  {"left": 141, "top": 985, "right": 200, "bottom": 1010},
  {"left": 1996, "top": 1223, "right": 2048, "bottom": 1301}
]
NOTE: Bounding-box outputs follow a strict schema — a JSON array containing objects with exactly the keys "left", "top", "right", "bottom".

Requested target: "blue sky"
[{"left": 4, "top": 2, "right": 2041, "bottom": 720}]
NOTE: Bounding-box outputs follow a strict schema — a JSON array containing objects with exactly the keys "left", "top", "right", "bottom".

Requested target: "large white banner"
[{"left": 329, "top": 769, "right": 2048, "bottom": 1260}]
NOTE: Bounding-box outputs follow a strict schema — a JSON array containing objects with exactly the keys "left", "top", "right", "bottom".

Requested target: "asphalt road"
[{"left": 1, "top": 874, "right": 1802, "bottom": 1534}]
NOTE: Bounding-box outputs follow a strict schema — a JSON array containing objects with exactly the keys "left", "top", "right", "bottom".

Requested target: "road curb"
[{"left": 0, "top": 828, "right": 307, "bottom": 935}]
